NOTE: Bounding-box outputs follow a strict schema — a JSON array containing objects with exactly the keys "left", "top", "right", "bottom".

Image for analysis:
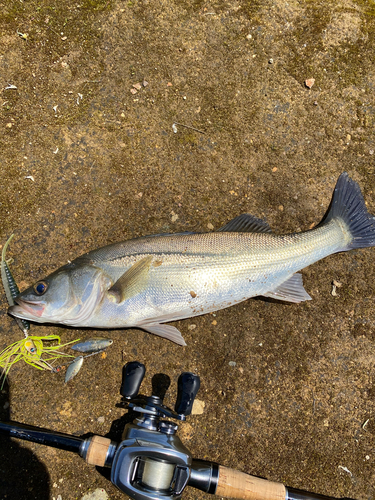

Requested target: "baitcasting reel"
[
  {"left": 0, "top": 361, "right": 354, "bottom": 500},
  {"left": 110, "top": 361, "right": 200, "bottom": 500}
]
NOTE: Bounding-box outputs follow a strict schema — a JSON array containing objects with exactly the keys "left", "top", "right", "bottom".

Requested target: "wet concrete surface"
[{"left": 0, "top": 0, "right": 375, "bottom": 499}]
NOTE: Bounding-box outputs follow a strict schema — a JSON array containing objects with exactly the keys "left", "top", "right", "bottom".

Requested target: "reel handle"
[
  {"left": 175, "top": 372, "right": 200, "bottom": 416},
  {"left": 120, "top": 361, "right": 146, "bottom": 399}
]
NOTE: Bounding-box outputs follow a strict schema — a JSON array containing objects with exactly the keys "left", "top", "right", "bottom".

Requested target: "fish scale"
[{"left": 9, "top": 173, "right": 375, "bottom": 345}]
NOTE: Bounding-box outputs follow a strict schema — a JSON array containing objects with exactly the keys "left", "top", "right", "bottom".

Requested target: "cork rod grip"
[
  {"left": 85, "top": 435, "right": 112, "bottom": 467},
  {"left": 216, "top": 466, "right": 286, "bottom": 500}
]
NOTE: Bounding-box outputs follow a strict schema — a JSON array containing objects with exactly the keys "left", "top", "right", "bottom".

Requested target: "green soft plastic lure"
[{"left": 1, "top": 234, "right": 30, "bottom": 336}]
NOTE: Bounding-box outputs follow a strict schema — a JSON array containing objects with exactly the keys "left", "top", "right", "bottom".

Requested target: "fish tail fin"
[{"left": 319, "top": 172, "right": 375, "bottom": 250}]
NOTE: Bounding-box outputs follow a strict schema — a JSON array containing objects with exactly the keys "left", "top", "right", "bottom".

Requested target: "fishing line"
[{"left": 138, "top": 457, "right": 176, "bottom": 491}]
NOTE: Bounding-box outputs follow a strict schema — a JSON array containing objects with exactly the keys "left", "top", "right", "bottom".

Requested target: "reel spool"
[{"left": 141, "top": 458, "right": 176, "bottom": 491}]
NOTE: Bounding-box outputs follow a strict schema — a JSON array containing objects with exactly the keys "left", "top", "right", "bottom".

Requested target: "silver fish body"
[
  {"left": 71, "top": 338, "right": 113, "bottom": 353},
  {"left": 9, "top": 173, "right": 375, "bottom": 345}
]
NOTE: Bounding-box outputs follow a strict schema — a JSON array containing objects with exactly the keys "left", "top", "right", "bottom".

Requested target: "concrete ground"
[{"left": 0, "top": 0, "right": 375, "bottom": 499}]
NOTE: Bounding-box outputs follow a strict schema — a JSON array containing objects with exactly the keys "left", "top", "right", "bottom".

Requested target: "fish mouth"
[{"left": 8, "top": 299, "right": 45, "bottom": 319}]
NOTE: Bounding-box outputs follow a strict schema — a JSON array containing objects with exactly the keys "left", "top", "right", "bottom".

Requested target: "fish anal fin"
[
  {"left": 263, "top": 273, "right": 312, "bottom": 303},
  {"left": 218, "top": 214, "right": 272, "bottom": 233},
  {"left": 108, "top": 255, "right": 153, "bottom": 303},
  {"left": 142, "top": 323, "right": 187, "bottom": 346}
]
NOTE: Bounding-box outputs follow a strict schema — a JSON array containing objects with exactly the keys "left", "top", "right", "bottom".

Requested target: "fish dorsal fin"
[
  {"left": 108, "top": 255, "right": 153, "bottom": 303},
  {"left": 142, "top": 323, "right": 187, "bottom": 346},
  {"left": 218, "top": 214, "right": 272, "bottom": 233},
  {"left": 263, "top": 273, "right": 312, "bottom": 303}
]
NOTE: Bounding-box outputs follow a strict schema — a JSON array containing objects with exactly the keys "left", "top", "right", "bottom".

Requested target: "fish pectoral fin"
[
  {"left": 142, "top": 323, "right": 187, "bottom": 346},
  {"left": 107, "top": 255, "right": 153, "bottom": 303},
  {"left": 218, "top": 214, "right": 272, "bottom": 233},
  {"left": 263, "top": 273, "right": 312, "bottom": 303}
]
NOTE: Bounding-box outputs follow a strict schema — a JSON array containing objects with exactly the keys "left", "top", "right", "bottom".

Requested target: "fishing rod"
[{"left": 0, "top": 361, "right": 353, "bottom": 500}]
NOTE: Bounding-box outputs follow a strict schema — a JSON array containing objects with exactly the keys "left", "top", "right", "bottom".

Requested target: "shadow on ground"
[{"left": 0, "top": 379, "right": 50, "bottom": 500}]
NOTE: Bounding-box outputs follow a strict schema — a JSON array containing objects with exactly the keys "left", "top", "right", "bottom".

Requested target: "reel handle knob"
[
  {"left": 175, "top": 372, "right": 200, "bottom": 416},
  {"left": 120, "top": 361, "right": 146, "bottom": 399}
]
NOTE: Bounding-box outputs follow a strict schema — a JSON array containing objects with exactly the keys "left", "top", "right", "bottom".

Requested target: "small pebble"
[
  {"left": 305, "top": 78, "right": 315, "bottom": 89},
  {"left": 81, "top": 489, "right": 109, "bottom": 500},
  {"left": 268, "top": 58, "right": 273, "bottom": 64},
  {"left": 229, "top": 361, "right": 237, "bottom": 367},
  {"left": 97, "top": 416, "right": 105, "bottom": 424},
  {"left": 331, "top": 279, "right": 342, "bottom": 297},
  {"left": 192, "top": 399, "right": 205, "bottom": 415},
  {"left": 188, "top": 324, "right": 197, "bottom": 331},
  {"left": 207, "top": 223, "right": 214, "bottom": 230}
]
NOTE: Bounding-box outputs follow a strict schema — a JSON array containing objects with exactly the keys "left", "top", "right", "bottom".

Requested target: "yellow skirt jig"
[{"left": 0, "top": 334, "right": 78, "bottom": 386}]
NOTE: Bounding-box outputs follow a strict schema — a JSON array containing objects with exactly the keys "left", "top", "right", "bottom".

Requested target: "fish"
[
  {"left": 65, "top": 356, "right": 84, "bottom": 383},
  {"left": 8, "top": 172, "right": 375, "bottom": 346},
  {"left": 71, "top": 338, "right": 113, "bottom": 353},
  {"left": 1, "top": 234, "right": 30, "bottom": 335}
]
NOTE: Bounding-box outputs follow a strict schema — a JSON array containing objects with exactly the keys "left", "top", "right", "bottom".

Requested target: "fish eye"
[{"left": 33, "top": 281, "right": 48, "bottom": 295}]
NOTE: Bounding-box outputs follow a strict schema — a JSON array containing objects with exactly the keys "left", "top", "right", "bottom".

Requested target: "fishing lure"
[
  {"left": 1, "top": 234, "right": 81, "bottom": 385},
  {"left": 48, "top": 346, "right": 109, "bottom": 383},
  {"left": 71, "top": 338, "right": 113, "bottom": 353},
  {"left": 0, "top": 334, "right": 78, "bottom": 388},
  {"left": 1, "top": 234, "right": 30, "bottom": 335},
  {"left": 65, "top": 355, "right": 84, "bottom": 383}
]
